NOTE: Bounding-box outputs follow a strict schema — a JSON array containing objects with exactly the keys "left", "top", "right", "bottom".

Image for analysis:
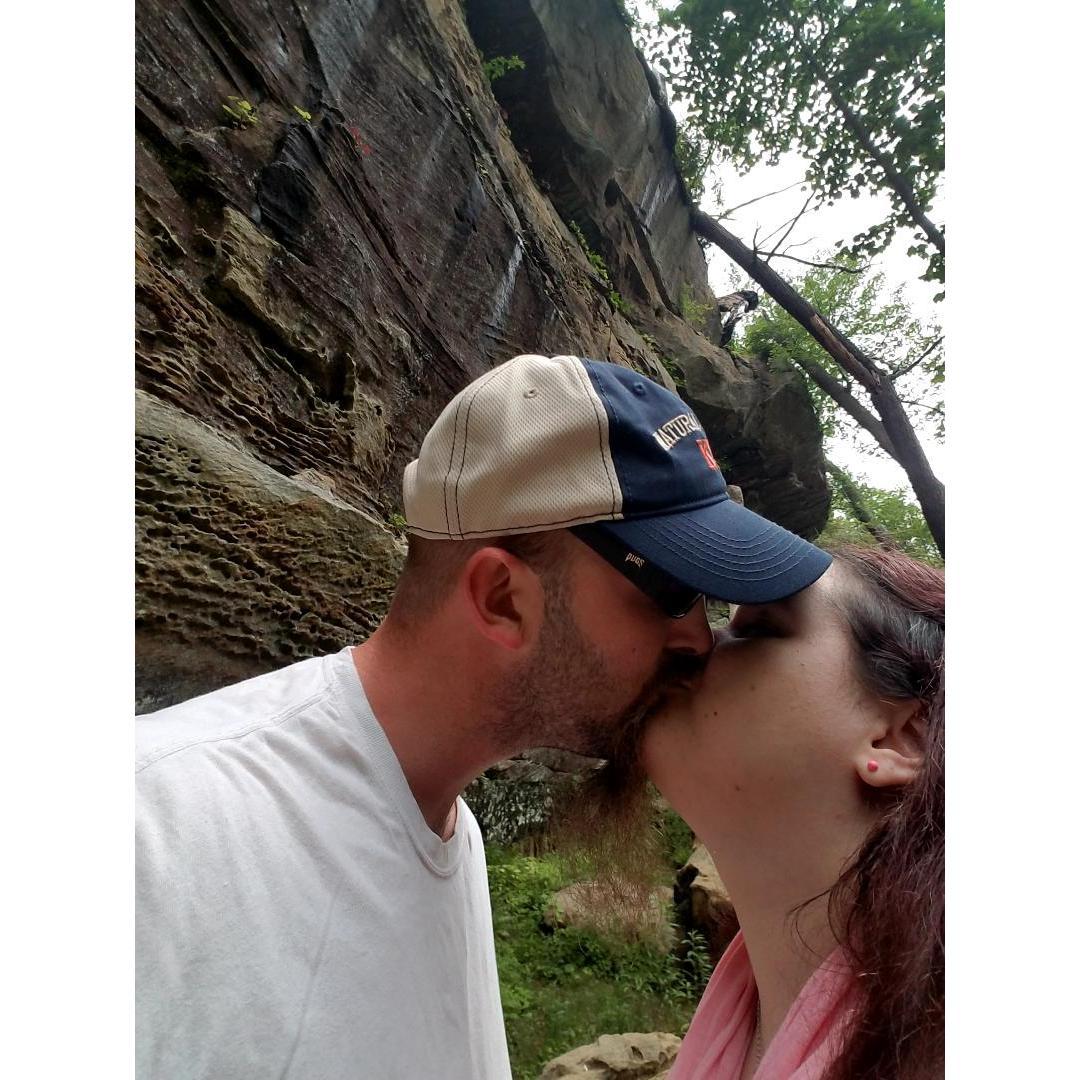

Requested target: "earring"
[{"left": 867, "top": 760, "right": 880, "bottom": 773}]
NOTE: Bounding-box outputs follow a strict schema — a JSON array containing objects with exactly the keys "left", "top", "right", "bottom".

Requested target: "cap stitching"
[
  {"left": 570, "top": 358, "right": 618, "bottom": 517},
  {"left": 409, "top": 508, "right": 624, "bottom": 538},
  {"left": 442, "top": 390, "right": 467, "bottom": 536},
  {"left": 454, "top": 362, "right": 515, "bottom": 539}
]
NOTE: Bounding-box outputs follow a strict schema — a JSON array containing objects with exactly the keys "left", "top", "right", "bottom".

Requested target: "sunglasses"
[{"left": 571, "top": 526, "right": 704, "bottom": 619}]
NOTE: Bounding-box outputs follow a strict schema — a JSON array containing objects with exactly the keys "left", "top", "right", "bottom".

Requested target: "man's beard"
[
  {"left": 546, "top": 659, "right": 701, "bottom": 894},
  {"left": 494, "top": 573, "right": 703, "bottom": 760},
  {"left": 493, "top": 575, "right": 706, "bottom": 892}
]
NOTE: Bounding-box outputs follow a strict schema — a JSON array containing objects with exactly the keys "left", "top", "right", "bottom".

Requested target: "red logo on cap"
[{"left": 697, "top": 439, "right": 720, "bottom": 470}]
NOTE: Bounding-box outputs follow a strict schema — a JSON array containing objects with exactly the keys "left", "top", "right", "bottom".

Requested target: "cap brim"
[{"left": 596, "top": 498, "right": 832, "bottom": 604}]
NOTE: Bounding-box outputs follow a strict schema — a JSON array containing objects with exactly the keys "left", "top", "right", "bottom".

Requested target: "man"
[{"left": 136, "top": 353, "right": 831, "bottom": 1079}]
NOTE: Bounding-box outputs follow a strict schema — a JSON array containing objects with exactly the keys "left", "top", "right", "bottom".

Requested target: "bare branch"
[
  {"left": 765, "top": 251, "right": 867, "bottom": 273},
  {"left": 889, "top": 335, "right": 943, "bottom": 381},
  {"left": 760, "top": 193, "right": 816, "bottom": 255},
  {"left": 718, "top": 179, "right": 808, "bottom": 220},
  {"left": 899, "top": 398, "right": 944, "bottom": 417}
]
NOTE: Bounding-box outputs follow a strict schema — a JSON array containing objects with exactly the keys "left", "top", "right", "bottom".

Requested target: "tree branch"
[
  {"left": 718, "top": 179, "right": 808, "bottom": 219},
  {"left": 763, "top": 194, "right": 816, "bottom": 265},
  {"left": 807, "top": 55, "right": 945, "bottom": 254},
  {"left": 689, "top": 206, "right": 945, "bottom": 554},
  {"left": 825, "top": 458, "right": 899, "bottom": 549},
  {"left": 794, "top": 355, "right": 897, "bottom": 458},
  {"left": 764, "top": 251, "right": 866, "bottom": 273},
  {"left": 899, "top": 398, "right": 944, "bottom": 418},
  {"left": 889, "top": 335, "right": 943, "bottom": 381}
]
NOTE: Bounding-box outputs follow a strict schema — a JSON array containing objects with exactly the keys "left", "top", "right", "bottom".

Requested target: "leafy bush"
[
  {"left": 822, "top": 472, "right": 943, "bottom": 566},
  {"left": 568, "top": 222, "right": 632, "bottom": 317},
  {"left": 659, "top": 806, "right": 695, "bottom": 869},
  {"left": 569, "top": 222, "right": 612, "bottom": 284},
  {"left": 678, "top": 283, "right": 710, "bottom": 328},
  {"left": 483, "top": 54, "right": 526, "bottom": 82},
  {"left": 674, "top": 129, "right": 710, "bottom": 203},
  {"left": 222, "top": 96, "right": 258, "bottom": 127},
  {"left": 486, "top": 837, "right": 711, "bottom": 1078}
]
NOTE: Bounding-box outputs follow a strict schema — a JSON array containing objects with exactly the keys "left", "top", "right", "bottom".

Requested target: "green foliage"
[
  {"left": 482, "top": 54, "right": 526, "bottom": 83},
  {"left": 659, "top": 354, "right": 685, "bottom": 387},
  {"left": 570, "top": 222, "right": 612, "bottom": 285},
  {"left": 741, "top": 260, "right": 944, "bottom": 448},
  {"left": 570, "top": 221, "right": 630, "bottom": 315},
  {"left": 659, "top": 805, "right": 695, "bottom": 869},
  {"left": 653, "top": 0, "right": 945, "bottom": 289},
  {"left": 639, "top": 333, "right": 684, "bottom": 386},
  {"left": 822, "top": 472, "right": 943, "bottom": 566},
  {"left": 486, "top": 844, "right": 708, "bottom": 1078},
  {"left": 292, "top": 105, "right": 312, "bottom": 122},
  {"left": 222, "top": 96, "right": 258, "bottom": 127},
  {"left": 612, "top": 0, "right": 640, "bottom": 31},
  {"left": 673, "top": 128, "right": 711, "bottom": 203},
  {"left": 386, "top": 512, "right": 408, "bottom": 537},
  {"left": 678, "top": 283, "right": 711, "bottom": 329}
]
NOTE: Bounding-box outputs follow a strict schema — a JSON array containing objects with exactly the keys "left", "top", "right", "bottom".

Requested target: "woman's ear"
[
  {"left": 856, "top": 699, "right": 927, "bottom": 788},
  {"left": 461, "top": 547, "right": 544, "bottom": 653}
]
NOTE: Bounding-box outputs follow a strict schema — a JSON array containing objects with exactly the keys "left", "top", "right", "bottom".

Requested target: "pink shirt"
[{"left": 670, "top": 931, "right": 857, "bottom": 1079}]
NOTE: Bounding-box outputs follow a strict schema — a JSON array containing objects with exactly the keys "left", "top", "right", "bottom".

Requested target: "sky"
[{"left": 628, "top": 0, "right": 945, "bottom": 496}]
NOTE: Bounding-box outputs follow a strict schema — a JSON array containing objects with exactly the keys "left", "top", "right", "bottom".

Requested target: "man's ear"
[
  {"left": 855, "top": 699, "right": 928, "bottom": 789},
  {"left": 461, "top": 547, "right": 545, "bottom": 652}
]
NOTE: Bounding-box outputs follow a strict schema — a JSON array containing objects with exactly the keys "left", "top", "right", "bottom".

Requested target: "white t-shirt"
[{"left": 135, "top": 647, "right": 511, "bottom": 1080}]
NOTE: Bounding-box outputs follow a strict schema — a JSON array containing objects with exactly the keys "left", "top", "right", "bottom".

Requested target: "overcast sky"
[{"left": 629, "top": 0, "right": 945, "bottom": 494}]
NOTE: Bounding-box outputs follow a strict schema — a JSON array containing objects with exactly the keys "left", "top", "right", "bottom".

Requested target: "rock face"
[
  {"left": 136, "top": 0, "right": 829, "bottom": 705},
  {"left": 676, "top": 844, "right": 740, "bottom": 965},
  {"left": 540, "top": 1032, "right": 682, "bottom": 1080},
  {"left": 134, "top": 390, "right": 405, "bottom": 712}
]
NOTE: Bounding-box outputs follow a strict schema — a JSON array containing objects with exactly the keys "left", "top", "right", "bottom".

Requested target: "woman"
[{"left": 646, "top": 547, "right": 944, "bottom": 1080}]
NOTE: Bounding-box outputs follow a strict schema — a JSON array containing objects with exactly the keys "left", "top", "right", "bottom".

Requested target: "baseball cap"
[{"left": 402, "top": 354, "right": 831, "bottom": 604}]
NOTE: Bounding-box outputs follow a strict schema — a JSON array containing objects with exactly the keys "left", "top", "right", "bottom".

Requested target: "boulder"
[
  {"left": 540, "top": 1032, "right": 682, "bottom": 1079},
  {"left": 676, "top": 844, "right": 740, "bottom": 965}
]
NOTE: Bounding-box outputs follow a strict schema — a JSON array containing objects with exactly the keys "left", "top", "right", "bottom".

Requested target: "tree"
[
  {"left": 690, "top": 208, "right": 944, "bottom": 555},
  {"left": 652, "top": 0, "right": 945, "bottom": 292},
  {"left": 740, "top": 261, "right": 944, "bottom": 452},
  {"left": 820, "top": 465, "right": 943, "bottom": 567}
]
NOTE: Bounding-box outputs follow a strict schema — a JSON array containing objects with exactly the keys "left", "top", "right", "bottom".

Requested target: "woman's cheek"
[{"left": 641, "top": 712, "right": 685, "bottom": 787}]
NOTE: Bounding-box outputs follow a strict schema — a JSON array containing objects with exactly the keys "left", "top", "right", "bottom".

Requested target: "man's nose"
[{"left": 665, "top": 598, "right": 715, "bottom": 656}]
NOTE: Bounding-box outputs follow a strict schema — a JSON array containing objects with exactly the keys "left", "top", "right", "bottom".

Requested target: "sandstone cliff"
[{"left": 135, "top": 0, "right": 828, "bottom": 709}]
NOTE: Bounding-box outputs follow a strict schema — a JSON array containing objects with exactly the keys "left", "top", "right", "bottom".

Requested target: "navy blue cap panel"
[
  {"left": 582, "top": 360, "right": 728, "bottom": 515},
  {"left": 597, "top": 499, "right": 833, "bottom": 604}
]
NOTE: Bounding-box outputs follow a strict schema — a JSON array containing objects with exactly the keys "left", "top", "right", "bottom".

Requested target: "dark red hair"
[{"left": 823, "top": 546, "right": 945, "bottom": 1080}]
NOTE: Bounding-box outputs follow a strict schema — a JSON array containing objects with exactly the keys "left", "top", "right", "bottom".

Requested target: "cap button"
[{"left": 632, "top": 382, "right": 647, "bottom": 396}]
